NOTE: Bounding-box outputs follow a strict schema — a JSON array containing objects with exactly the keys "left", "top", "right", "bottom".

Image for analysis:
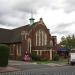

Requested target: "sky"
[{"left": 0, "top": 0, "right": 75, "bottom": 43}]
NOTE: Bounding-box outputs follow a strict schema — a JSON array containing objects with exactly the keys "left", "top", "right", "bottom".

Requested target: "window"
[
  {"left": 36, "top": 30, "right": 47, "bottom": 46},
  {"left": 28, "top": 38, "right": 31, "bottom": 53},
  {"left": 21, "top": 31, "right": 25, "bottom": 40},
  {"left": 36, "top": 31, "right": 39, "bottom": 46},
  {"left": 21, "top": 31, "right": 28, "bottom": 40},
  {"left": 50, "top": 40, "right": 53, "bottom": 47},
  {"left": 45, "top": 33, "right": 47, "bottom": 45},
  {"left": 16, "top": 44, "right": 21, "bottom": 56},
  {"left": 10, "top": 44, "right": 15, "bottom": 55},
  {"left": 25, "top": 32, "right": 27, "bottom": 39}
]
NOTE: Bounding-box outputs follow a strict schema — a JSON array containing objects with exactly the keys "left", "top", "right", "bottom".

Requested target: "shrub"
[
  {"left": 31, "top": 52, "right": 41, "bottom": 61},
  {"left": 0, "top": 44, "right": 9, "bottom": 67},
  {"left": 53, "top": 54, "right": 59, "bottom": 61}
]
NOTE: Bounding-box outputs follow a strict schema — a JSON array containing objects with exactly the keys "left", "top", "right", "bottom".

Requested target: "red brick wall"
[
  {"left": 8, "top": 19, "right": 57, "bottom": 60},
  {"left": 29, "top": 23, "right": 51, "bottom": 50},
  {"left": 41, "top": 51, "right": 50, "bottom": 60}
]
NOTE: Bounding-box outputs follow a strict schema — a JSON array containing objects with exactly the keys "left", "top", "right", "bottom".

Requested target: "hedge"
[{"left": 0, "top": 44, "right": 9, "bottom": 67}]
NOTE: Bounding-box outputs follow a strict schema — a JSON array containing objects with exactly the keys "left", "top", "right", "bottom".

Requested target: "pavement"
[
  {"left": 0, "top": 60, "right": 67, "bottom": 73},
  {"left": 46, "top": 63, "right": 66, "bottom": 67},
  {"left": 0, "top": 67, "right": 18, "bottom": 73}
]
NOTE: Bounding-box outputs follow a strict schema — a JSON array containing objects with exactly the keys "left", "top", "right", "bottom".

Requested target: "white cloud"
[{"left": 0, "top": 0, "right": 75, "bottom": 43}]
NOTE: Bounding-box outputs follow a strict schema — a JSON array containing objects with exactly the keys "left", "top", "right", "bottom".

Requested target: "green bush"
[
  {"left": 31, "top": 52, "right": 41, "bottom": 61},
  {"left": 53, "top": 54, "right": 59, "bottom": 61},
  {"left": 0, "top": 44, "right": 9, "bottom": 67}
]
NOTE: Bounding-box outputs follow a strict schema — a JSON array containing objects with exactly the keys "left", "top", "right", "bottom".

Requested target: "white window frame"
[
  {"left": 36, "top": 30, "right": 47, "bottom": 46},
  {"left": 28, "top": 38, "right": 32, "bottom": 53},
  {"left": 36, "top": 33, "right": 37, "bottom": 46},
  {"left": 16, "top": 44, "right": 21, "bottom": 56},
  {"left": 45, "top": 33, "right": 47, "bottom": 45}
]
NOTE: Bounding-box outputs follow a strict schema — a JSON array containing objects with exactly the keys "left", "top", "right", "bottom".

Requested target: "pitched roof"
[
  {"left": 13, "top": 25, "right": 30, "bottom": 32},
  {"left": 0, "top": 28, "right": 12, "bottom": 43},
  {"left": 0, "top": 19, "right": 50, "bottom": 44},
  {"left": 0, "top": 24, "right": 34, "bottom": 44}
]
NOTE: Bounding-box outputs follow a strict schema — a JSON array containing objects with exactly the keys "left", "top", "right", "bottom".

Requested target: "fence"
[{"left": 0, "top": 71, "right": 75, "bottom": 75}]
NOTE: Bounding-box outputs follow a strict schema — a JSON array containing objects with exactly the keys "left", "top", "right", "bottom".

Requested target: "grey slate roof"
[
  {"left": 0, "top": 28, "right": 12, "bottom": 43},
  {"left": 0, "top": 25, "right": 31, "bottom": 44},
  {"left": 0, "top": 21, "right": 49, "bottom": 44}
]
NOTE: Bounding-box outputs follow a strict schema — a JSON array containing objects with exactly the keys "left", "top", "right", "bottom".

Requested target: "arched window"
[
  {"left": 36, "top": 30, "right": 47, "bottom": 46},
  {"left": 21, "top": 31, "right": 25, "bottom": 40},
  {"left": 21, "top": 31, "right": 28, "bottom": 40},
  {"left": 28, "top": 38, "right": 31, "bottom": 53}
]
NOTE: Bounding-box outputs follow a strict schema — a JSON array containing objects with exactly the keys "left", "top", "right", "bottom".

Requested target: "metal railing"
[{"left": 0, "top": 71, "right": 75, "bottom": 75}]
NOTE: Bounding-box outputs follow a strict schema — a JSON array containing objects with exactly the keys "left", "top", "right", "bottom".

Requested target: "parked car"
[{"left": 70, "top": 48, "right": 75, "bottom": 65}]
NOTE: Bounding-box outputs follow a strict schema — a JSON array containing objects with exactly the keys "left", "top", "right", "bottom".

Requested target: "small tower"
[
  {"left": 29, "top": 17, "right": 35, "bottom": 25},
  {"left": 29, "top": 11, "right": 35, "bottom": 25}
]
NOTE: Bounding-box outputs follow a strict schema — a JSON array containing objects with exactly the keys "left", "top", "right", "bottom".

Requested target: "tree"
[
  {"left": 60, "top": 36, "right": 66, "bottom": 46},
  {"left": 60, "top": 35, "right": 75, "bottom": 50}
]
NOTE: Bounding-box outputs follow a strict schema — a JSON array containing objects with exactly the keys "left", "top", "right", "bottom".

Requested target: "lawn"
[{"left": 32, "top": 58, "right": 68, "bottom": 64}]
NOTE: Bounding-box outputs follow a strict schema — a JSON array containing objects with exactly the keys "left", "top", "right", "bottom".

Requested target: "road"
[{"left": 0, "top": 63, "right": 75, "bottom": 75}]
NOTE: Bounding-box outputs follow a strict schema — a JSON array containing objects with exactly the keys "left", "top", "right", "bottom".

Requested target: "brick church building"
[{"left": 0, "top": 18, "right": 57, "bottom": 61}]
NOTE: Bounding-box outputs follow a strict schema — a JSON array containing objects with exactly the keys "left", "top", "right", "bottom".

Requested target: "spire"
[{"left": 29, "top": 11, "right": 35, "bottom": 25}]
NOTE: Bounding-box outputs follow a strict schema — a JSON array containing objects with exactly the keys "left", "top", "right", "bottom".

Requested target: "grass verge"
[{"left": 32, "top": 59, "right": 68, "bottom": 64}]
